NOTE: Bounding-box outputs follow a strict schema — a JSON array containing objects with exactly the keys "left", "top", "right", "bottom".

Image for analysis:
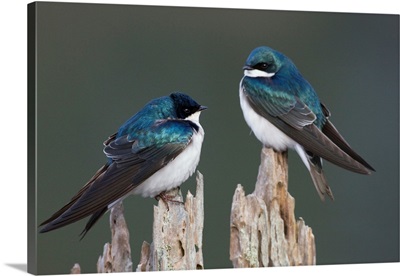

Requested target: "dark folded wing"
[
  {"left": 40, "top": 120, "right": 195, "bottom": 233},
  {"left": 319, "top": 102, "right": 374, "bottom": 171},
  {"left": 39, "top": 164, "right": 109, "bottom": 227},
  {"left": 244, "top": 84, "right": 316, "bottom": 130},
  {"left": 322, "top": 119, "right": 375, "bottom": 172},
  {"left": 242, "top": 88, "right": 373, "bottom": 174}
]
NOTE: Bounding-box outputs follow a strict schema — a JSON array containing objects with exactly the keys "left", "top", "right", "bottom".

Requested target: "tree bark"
[
  {"left": 97, "top": 202, "right": 133, "bottom": 273},
  {"left": 70, "top": 263, "right": 81, "bottom": 274},
  {"left": 136, "top": 170, "right": 204, "bottom": 271},
  {"left": 230, "top": 147, "right": 316, "bottom": 267}
]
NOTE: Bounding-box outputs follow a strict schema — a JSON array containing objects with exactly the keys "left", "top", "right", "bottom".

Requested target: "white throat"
[
  {"left": 185, "top": 110, "right": 202, "bottom": 123},
  {"left": 244, "top": 69, "right": 275, "bottom": 78}
]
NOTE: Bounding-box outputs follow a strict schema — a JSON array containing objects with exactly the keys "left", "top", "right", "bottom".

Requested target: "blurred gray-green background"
[{"left": 34, "top": 3, "right": 399, "bottom": 274}]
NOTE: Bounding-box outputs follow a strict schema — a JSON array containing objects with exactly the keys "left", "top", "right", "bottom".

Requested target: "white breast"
[
  {"left": 239, "top": 81, "right": 296, "bottom": 152},
  {"left": 132, "top": 123, "right": 204, "bottom": 198}
]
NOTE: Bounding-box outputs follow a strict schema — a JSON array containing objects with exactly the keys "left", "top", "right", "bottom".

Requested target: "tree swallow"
[
  {"left": 40, "top": 92, "right": 207, "bottom": 238},
  {"left": 239, "top": 46, "right": 374, "bottom": 201}
]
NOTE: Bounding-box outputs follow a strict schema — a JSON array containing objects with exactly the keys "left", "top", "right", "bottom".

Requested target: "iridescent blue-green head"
[
  {"left": 117, "top": 92, "right": 207, "bottom": 139},
  {"left": 243, "top": 46, "right": 299, "bottom": 79}
]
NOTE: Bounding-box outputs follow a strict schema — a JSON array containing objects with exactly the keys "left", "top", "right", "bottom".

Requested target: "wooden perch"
[
  {"left": 230, "top": 147, "right": 316, "bottom": 267},
  {"left": 137, "top": 170, "right": 204, "bottom": 271},
  {"left": 70, "top": 263, "right": 81, "bottom": 274},
  {"left": 97, "top": 201, "right": 133, "bottom": 273}
]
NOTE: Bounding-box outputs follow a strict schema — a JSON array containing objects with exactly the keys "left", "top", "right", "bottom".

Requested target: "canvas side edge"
[{"left": 27, "top": 2, "right": 37, "bottom": 275}]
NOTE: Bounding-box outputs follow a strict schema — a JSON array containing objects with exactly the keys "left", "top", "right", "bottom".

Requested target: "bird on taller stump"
[{"left": 239, "top": 46, "right": 374, "bottom": 201}]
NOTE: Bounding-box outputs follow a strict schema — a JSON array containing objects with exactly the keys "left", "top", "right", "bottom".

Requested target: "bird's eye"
[
  {"left": 184, "top": 108, "right": 190, "bottom": 114},
  {"left": 253, "top": 62, "right": 277, "bottom": 73},
  {"left": 253, "top": 62, "right": 270, "bottom": 71}
]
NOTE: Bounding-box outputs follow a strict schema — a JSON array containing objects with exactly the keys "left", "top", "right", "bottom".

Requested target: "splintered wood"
[
  {"left": 136, "top": 171, "right": 204, "bottom": 271},
  {"left": 97, "top": 202, "right": 133, "bottom": 273},
  {"left": 70, "top": 263, "right": 81, "bottom": 274},
  {"left": 230, "top": 147, "right": 316, "bottom": 267}
]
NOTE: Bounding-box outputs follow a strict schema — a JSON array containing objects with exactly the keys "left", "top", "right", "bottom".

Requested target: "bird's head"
[
  {"left": 243, "top": 46, "right": 288, "bottom": 78},
  {"left": 170, "top": 92, "right": 207, "bottom": 122}
]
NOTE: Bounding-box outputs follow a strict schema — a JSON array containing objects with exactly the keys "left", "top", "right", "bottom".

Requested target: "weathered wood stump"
[
  {"left": 97, "top": 202, "right": 133, "bottom": 273},
  {"left": 70, "top": 263, "right": 81, "bottom": 274},
  {"left": 230, "top": 147, "right": 316, "bottom": 267},
  {"left": 136, "top": 170, "right": 204, "bottom": 271}
]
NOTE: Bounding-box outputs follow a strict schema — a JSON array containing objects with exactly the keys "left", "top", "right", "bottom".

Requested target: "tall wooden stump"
[{"left": 230, "top": 147, "right": 316, "bottom": 267}]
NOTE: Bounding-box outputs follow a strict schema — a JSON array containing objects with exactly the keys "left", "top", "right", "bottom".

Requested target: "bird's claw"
[{"left": 155, "top": 191, "right": 184, "bottom": 211}]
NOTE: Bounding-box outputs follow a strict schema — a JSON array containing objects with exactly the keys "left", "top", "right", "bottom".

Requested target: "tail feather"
[
  {"left": 306, "top": 150, "right": 334, "bottom": 201},
  {"left": 295, "top": 144, "right": 334, "bottom": 201},
  {"left": 79, "top": 207, "right": 109, "bottom": 240}
]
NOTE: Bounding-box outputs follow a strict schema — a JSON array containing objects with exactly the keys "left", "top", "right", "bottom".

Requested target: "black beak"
[
  {"left": 242, "top": 65, "right": 253, "bottom": 70},
  {"left": 199, "top": 105, "right": 208, "bottom": 111}
]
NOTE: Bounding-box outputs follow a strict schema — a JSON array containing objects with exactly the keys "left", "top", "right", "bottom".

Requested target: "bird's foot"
[{"left": 155, "top": 191, "right": 184, "bottom": 211}]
